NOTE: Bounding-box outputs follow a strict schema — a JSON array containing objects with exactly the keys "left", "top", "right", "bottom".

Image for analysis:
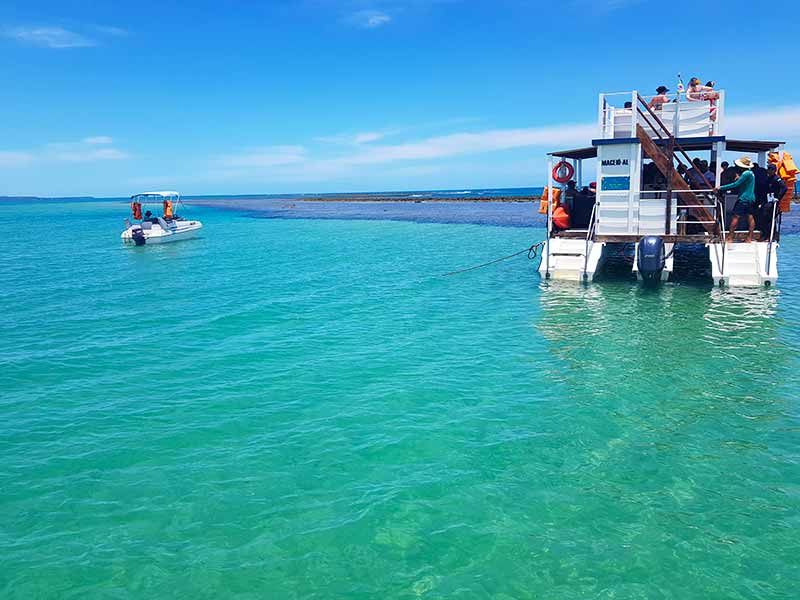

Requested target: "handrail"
[
  {"left": 716, "top": 195, "right": 727, "bottom": 275},
  {"left": 583, "top": 201, "right": 598, "bottom": 278},
  {"left": 766, "top": 201, "right": 778, "bottom": 275}
]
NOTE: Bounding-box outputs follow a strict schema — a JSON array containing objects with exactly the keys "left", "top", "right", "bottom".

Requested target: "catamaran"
[
  {"left": 539, "top": 87, "right": 796, "bottom": 286},
  {"left": 121, "top": 191, "right": 203, "bottom": 245}
]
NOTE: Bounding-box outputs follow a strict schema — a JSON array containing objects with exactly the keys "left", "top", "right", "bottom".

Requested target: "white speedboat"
[{"left": 121, "top": 191, "right": 203, "bottom": 245}]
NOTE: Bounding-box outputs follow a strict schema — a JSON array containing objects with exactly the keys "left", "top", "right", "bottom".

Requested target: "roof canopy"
[
  {"left": 548, "top": 147, "right": 597, "bottom": 160},
  {"left": 133, "top": 191, "right": 181, "bottom": 198},
  {"left": 549, "top": 137, "right": 785, "bottom": 161}
]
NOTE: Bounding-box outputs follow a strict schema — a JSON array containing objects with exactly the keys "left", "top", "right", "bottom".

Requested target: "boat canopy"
[
  {"left": 548, "top": 138, "right": 785, "bottom": 160},
  {"left": 131, "top": 191, "right": 181, "bottom": 200}
]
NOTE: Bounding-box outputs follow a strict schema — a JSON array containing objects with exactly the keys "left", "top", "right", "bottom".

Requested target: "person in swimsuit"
[{"left": 648, "top": 85, "right": 670, "bottom": 110}]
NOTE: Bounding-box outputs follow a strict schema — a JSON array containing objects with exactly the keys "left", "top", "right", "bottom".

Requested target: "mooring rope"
[{"left": 440, "top": 241, "right": 546, "bottom": 277}]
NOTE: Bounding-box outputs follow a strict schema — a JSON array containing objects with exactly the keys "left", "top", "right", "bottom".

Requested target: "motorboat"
[{"left": 121, "top": 191, "right": 203, "bottom": 245}]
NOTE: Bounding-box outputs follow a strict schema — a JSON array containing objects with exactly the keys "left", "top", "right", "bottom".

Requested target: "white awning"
[{"left": 134, "top": 191, "right": 180, "bottom": 197}]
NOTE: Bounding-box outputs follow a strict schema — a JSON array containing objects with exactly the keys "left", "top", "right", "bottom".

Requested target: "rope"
[{"left": 440, "top": 242, "right": 545, "bottom": 277}]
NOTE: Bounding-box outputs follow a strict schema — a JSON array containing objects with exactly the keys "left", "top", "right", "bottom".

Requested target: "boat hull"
[{"left": 121, "top": 221, "right": 203, "bottom": 245}]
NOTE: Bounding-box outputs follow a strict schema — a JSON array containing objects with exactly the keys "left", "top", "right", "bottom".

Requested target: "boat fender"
[
  {"left": 637, "top": 236, "right": 665, "bottom": 283},
  {"left": 552, "top": 161, "right": 575, "bottom": 184}
]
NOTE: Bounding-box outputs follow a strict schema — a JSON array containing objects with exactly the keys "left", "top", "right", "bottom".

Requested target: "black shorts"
[{"left": 732, "top": 200, "right": 754, "bottom": 217}]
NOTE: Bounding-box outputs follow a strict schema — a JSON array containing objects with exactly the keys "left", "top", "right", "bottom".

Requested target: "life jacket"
[
  {"left": 552, "top": 205, "right": 570, "bottom": 229},
  {"left": 538, "top": 186, "right": 562, "bottom": 214},
  {"left": 131, "top": 201, "right": 142, "bottom": 220},
  {"left": 163, "top": 200, "right": 174, "bottom": 219},
  {"left": 781, "top": 151, "right": 798, "bottom": 176}
]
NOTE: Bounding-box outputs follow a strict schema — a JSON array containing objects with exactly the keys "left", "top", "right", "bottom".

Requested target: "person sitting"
[
  {"left": 715, "top": 156, "right": 757, "bottom": 243},
  {"left": 706, "top": 161, "right": 717, "bottom": 185},
  {"left": 648, "top": 86, "right": 670, "bottom": 110},
  {"left": 686, "top": 158, "right": 708, "bottom": 189},
  {"left": 563, "top": 180, "right": 578, "bottom": 214}
]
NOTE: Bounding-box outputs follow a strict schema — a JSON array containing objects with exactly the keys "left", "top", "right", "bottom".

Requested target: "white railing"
[{"left": 598, "top": 90, "right": 725, "bottom": 139}]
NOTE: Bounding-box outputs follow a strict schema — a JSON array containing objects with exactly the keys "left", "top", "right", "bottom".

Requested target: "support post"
[{"left": 546, "top": 155, "right": 554, "bottom": 276}]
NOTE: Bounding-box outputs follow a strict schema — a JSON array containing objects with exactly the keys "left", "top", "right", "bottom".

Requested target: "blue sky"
[{"left": 2, "top": 0, "right": 799, "bottom": 196}]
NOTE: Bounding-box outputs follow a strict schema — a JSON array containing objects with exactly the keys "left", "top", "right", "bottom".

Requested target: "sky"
[{"left": 1, "top": 0, "right": 799, "bottom": 197}]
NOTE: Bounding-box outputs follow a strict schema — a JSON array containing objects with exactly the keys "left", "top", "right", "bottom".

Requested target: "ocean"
[{"left": 1, "top": 198, "right": 799, "bottom": 598}]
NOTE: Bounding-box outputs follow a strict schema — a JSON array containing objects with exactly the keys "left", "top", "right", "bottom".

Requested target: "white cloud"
[
  {"left": 47, "top": 147, "right": 129, "bottom": 162},
  {"left": 6, "top": 26, "right": 95, "bottom": 48},
  {"left": 0, "top": 137, "right": 129, "bottom": 168},
  {"left": 83, "top": 136, "right": 114, "bottom": 145},
  {"left": 218, "top": 145, "right": 307, "bottom": 168},
  {"left": 347, "top": 10, "right": 392, "bottom": 28},
  {"left": 0, "top": 151, "right": 35, "bottom": 168},
  {"left": 316, "top": 130, "right": 389, "bottom": 145},
  {"left": 725, "top": 105, "right": 800, "bottom": 140},
  {"left": 334, "top": 122, "right": 596, "bottom": 165}
]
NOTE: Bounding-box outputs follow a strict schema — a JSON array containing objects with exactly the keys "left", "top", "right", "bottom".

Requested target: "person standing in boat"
[{"left": 715, "top": 157, "right": 757, "bottom": 243}]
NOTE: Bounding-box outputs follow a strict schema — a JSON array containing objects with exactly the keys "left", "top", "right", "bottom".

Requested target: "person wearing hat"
[
  {"left": 648, "top": 86, "right": 670, "bottom": 111},
  {"left": 715, "top": 156, "right": 757, "bottom": 243}
]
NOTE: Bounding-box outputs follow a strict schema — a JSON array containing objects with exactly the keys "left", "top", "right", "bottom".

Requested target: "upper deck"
[{"left": 598, "top": 90, "right": 725, "bottom": 140}]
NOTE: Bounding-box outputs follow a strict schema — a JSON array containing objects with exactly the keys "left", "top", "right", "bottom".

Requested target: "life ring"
[{"left": 552, "top": 161, "right": 575, "bottom": 184}]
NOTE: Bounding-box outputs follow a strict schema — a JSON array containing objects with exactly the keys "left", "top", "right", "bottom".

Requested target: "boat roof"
[
  {"left": 133, "top": 190, "right": 181, "bottom": 197},
  {"left": 549, "top": 138, "right": 785, "bottom": 160}
]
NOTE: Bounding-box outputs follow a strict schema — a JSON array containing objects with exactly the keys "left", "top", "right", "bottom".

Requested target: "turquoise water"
[{"left": 1, "top": 201, "right": 799, "bottom": 599}]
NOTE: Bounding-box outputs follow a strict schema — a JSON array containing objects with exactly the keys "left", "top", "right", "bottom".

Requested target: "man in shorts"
[{"left": 715, "top": 157, "right": 756, "bottom": 243}]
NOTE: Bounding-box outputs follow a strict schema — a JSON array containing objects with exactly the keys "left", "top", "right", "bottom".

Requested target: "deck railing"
[{"left": 599, "top": 90, "right": 725, "bottom": 140}]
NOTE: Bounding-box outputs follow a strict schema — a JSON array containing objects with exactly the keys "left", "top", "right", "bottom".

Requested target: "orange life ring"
[
  {"left": 552, "top": 161, "right": 575, "bottom": 184},
  {"left": 131, "top": 201, "right": 142, "bottom": 220}
]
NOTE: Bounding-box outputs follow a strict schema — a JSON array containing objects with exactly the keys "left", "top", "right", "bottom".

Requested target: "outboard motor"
[
  {"left": 637, "top": 236, "right": 665, "bottom": 284},
  {"left": 132, "top": 228, "right": 146, "bottom": 246}
]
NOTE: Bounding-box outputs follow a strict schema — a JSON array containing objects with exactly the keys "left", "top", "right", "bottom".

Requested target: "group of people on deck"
[
  {"left": 647, "top": 78, "right": 720, "bottom": 112},
  {"left": 714, "top": 157, "right": 787, "bottom": 243}
]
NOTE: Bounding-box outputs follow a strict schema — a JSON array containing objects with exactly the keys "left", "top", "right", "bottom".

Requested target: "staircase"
[
  {"left": 708, "top": 242, "right": 778, "bottom": 286},
  {"left": 540, "top": 238, "right": 605, "bottom": 281}
]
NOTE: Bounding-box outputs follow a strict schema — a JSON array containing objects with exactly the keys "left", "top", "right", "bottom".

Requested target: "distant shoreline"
[{"left": 294, "top": 195, "right": 538, "bottom": 203}]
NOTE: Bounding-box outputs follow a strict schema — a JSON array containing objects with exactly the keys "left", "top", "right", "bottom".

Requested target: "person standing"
[
  {"left": 760, "top": 164, "right": 788, "bottom": 239},
  {"left": 716, "top": 157, "right": 757, "bottom": 242}
]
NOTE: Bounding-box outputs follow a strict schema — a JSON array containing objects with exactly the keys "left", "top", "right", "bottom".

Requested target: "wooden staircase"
[{"left": 635, "top": 124, "right": 716, "bottom": 234}]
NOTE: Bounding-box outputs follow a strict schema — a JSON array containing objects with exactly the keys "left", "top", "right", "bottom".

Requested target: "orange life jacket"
[
  {"left": 132, "top": 201, "right": 142, "bottom": 220},
  {"left": 552, "top": 205, "right": 570, "bottom": 229},
  {"left": 538, "top": 186, "right": 562, "bottom": 214},
  {"left": 163, "top": 200, "right": 173, "bottom": 219}
]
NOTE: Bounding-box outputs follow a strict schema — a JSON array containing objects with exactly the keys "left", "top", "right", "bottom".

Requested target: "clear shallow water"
[{"left": 1, "top": 201, "right": 799, "bottom": 599}]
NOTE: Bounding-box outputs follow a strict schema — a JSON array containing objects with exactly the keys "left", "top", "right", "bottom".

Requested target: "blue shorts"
[{"left": 732, "top": 200, "right": 754, "bottom": 217}]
